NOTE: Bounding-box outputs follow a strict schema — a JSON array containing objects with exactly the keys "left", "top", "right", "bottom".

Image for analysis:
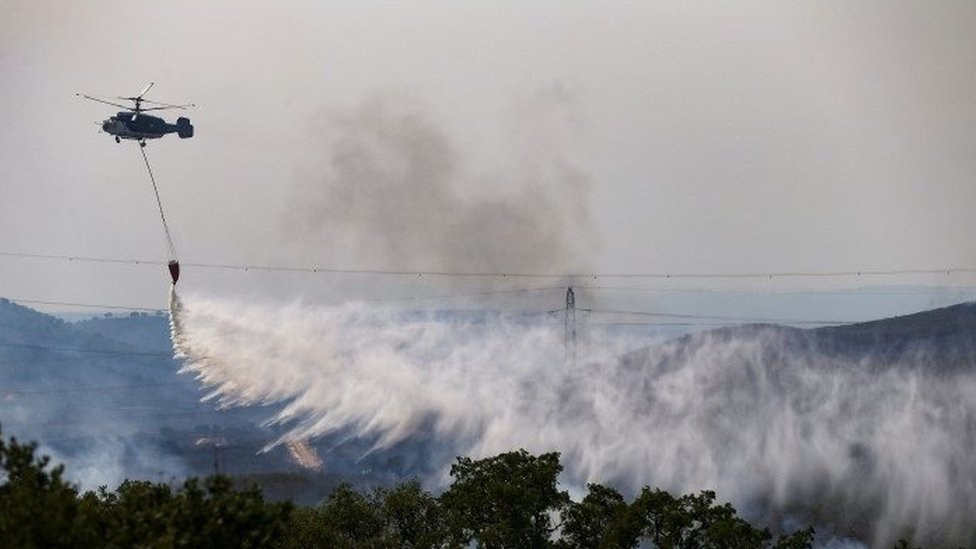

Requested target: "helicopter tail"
[{"left": 176, "top": 117, "right": 194, "bottom": 139}]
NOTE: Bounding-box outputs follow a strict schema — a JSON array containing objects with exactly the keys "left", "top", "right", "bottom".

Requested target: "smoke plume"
[
  {"left": 284, "top": 95, "right": 591, "bottom": 275},
  {"left": 170, "top": 288, "right": 976, "bottom": 547}
]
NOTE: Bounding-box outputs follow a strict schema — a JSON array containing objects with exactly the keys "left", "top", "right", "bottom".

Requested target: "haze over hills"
[
  {"left": 621, "top": 300, "right": 976, "bottom": 368},
  {"left": 2, "top": 296, "right": 976, "bottom": 545},
  {"left": 613, "top": 302, "right": 976, "bottom": 546},
  {"left": 0, "top": 297, "right": 429, "bottom": 502}
]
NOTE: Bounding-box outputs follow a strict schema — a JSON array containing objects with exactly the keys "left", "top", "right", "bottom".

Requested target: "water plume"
[{"left": 169, "top": 287, "right": 976, "bottom": 547}]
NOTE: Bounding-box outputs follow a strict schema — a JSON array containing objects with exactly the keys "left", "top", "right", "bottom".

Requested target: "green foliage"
[
  {"left": 557, "top": 484, "right": 814, "bottom": 549},
  {"left": 637, "top": 488, "right": 769, "bottom": 547},
  {"left": 377, "top": 480, "right": 446, "bottom": 548},
  {"left": 279, "top": 480, "right": 445, "bottom": 548},
  {"left": 0, "top": 427, "right": 290, "bottom": 548},
  {"left": 311, "top": 483, "right": 386, "bottom": 548},
  {"left": 440, "top": 450, "right": 570, "bottom": 548},
  {"left": 0, "top": 432, "right": 83, "bottom": 548},
  {"left": 557, "top": 483, "right": 642, "bottom": 549},
  {"left": 83, "top": 476, "right": 292, "bottom": 548},
  {"left": 0, "top": 430, "right": 822, "bottom": 549}
]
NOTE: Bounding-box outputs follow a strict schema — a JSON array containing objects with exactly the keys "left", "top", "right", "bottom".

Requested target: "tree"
[
  {"left": 440, "top": 450, "right": 569, "bottom": 548},
  {"left": 378, "top": 480, "right": 446, "bottom": 548},
  {"left": 557, "top": 483, "right": 642, "bottom": 549},
  {"left": 0, "top": 431, "right": 86, "bottom": 548},
  {"left": 309, "top": 483, "right": 386, "bottom": 548},
  {"left": 0, "top": 427, "right": 291, "bottom": 548},
  {"left": 0, "top": 431, "right": 826, "bottom": 549},
  {"left": 81, "top": 476, "right": 292, "bottom": 548},
  {"left": 632, "top": 487, "right": 814, "bottom": 549}
]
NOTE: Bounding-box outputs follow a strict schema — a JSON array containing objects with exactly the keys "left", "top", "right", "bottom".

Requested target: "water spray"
[{"left": 167, "top": 292, "right": 976, "bottom": 546}]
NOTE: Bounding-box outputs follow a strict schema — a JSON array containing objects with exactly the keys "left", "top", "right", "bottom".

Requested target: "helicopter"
[{"left": 77, "top": 83, "right": 194, "bottom": 147}]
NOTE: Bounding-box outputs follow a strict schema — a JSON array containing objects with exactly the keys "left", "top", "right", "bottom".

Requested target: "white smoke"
[{"left": 170, "top": 288, "right": 976, "bottom": 547}]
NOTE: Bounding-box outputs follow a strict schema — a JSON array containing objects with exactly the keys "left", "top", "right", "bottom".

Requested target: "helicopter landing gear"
[{"left": 115, "top": 136, "right": 120, "bottom": 143}]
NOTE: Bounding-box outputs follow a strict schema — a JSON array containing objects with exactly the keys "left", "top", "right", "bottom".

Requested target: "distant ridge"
[
  {"left": 621, "top": 300, "right": 976, "bottom": 372},
  {"left": 813, "top": 300, "right": 976, "bottom": 364}
]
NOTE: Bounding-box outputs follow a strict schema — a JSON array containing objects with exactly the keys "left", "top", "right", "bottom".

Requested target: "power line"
[
  {"left": 3, "top": 294, "right": 864, "bottom": 329},
  {"left": 577, "top": 307, "right": 856, "bottom": 325},
  {"left": 579, "top": 321, "right": 749, "bottom": 327},
  {"left": 360, "top": 285, "right": 567, "bottom": 304},
  {"left": 0, "top": 342, "right": 173, "bottom": 358},
  {"left": 579, "top": 320, "right": 841, "bottom": 327},
  {"left": 6, "top": 298, "right": 165, "bottom": 313},
  {"left": 2, "top": 250, "right": 975, "bottom": 281},
  {"left": 578, "top": 285, "right": 976, "bottom": 295},
  {"left": 3, "top": 290, "right": 565, "bottom": 314},
  {"left": 1, "top": 381, "right": 196, "bottom": 396},
  {"left": 0, "top": 251, "right": 163, "bottom": 267}
]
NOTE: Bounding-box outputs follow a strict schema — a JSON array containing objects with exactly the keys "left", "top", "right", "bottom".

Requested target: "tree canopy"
[{"left": 9, "top": 427, "right": 931, "bottom": 548}]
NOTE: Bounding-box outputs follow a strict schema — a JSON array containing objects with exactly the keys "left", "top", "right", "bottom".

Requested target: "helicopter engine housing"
[{"left": 176, "top": 117, "right": 194, "bottom": 139}]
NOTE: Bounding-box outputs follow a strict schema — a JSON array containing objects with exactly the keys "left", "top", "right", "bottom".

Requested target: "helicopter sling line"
[{"left": 138, "top": 145, "right": 180, "bottom": 285}]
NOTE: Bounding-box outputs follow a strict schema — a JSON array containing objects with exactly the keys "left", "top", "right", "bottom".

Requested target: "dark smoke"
[{"left": 285, "top": 94, "right": 591, "bottom": 275}]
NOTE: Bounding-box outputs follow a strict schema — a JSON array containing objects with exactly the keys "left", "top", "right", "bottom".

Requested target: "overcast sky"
[{"left": 2, "top": 1, "right": 975, "bottom": 318}]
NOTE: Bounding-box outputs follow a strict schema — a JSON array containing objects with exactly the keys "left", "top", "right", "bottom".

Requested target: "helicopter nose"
[{"left": 102, "top": 121, "right": 112, "bottom": 131}]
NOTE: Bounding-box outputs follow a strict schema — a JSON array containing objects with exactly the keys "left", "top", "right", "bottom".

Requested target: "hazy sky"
[{"left": 2, "top": 1, "right": 976, "bottom": 317}]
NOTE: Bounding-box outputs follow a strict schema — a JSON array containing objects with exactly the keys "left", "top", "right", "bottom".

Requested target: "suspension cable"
[{"left": 139, "top": 145, "right": 178, "bottom": 261}]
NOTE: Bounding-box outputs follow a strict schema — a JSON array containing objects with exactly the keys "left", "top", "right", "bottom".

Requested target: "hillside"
[
  {"left": 621, "top": 300, "right": 976, "bottom": 372},
  {"left": 4, "top": 297, "right": 976, "bottom": 517},
  {"left": 612, "top": 301, "right": 976, "bottom": 546},
  {"left": 813, "top": 301, "right": 976, "bottom": 365},
  {"left": 0, "top": 299, "right": 275, "bottom": 484},
  {"left": 0, "top": 298, "right": 443, "bottom": 501}
]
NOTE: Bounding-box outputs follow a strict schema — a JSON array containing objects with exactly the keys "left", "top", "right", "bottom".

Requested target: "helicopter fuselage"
[{"left": 101, "top": 111, "right": 194, "bottom": 143}]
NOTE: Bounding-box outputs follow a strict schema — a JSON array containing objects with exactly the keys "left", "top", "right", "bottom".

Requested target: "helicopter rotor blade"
[
  {"left": 140, "top": 106, "right": 184, "bottom": 112},
  {"left": 115, "top": 83, "right": 155, "bottom": 103},
  {"left": 76, "top": 93, "right": 131, "bottom": 110},
  {"left": 141, "top": 99, "right": 195, "bottom": 109},
  {"left": 116, "top": 83, "right": 153, "bottom": 104}
]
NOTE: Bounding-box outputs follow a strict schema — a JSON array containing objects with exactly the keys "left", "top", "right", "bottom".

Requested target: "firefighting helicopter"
[{"left": 76, "top": 83, "right": 194, "bottom": 147}]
